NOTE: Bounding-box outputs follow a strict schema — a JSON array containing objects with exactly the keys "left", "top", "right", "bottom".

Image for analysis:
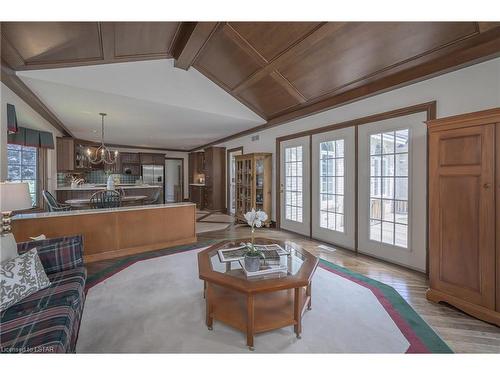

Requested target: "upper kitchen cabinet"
[
  {"left": 56, "top": 137, "right": 74, "bottom": 172},
  {"left": 140, "top": 153, "right": 165, "bottom": 165}
]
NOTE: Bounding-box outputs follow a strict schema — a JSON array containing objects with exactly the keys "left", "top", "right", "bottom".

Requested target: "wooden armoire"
[{"left": 427, "top": 108, "right": 500, "bottom": 326}]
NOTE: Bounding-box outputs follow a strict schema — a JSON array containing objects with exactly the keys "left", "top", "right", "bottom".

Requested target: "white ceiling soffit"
[{"left": 17, "top": 59, "right": 264, "bottom": 150}]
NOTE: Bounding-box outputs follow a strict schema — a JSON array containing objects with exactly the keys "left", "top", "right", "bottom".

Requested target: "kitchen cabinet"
[
  {"left": 139, "top": 153, "right": 165, "bottom": 165},
  {"left": 188, "top": 148, "right": 225, "bottom": 210},
  {"left": 204, "top": 147, "right": 225, "bottom": 211},
  {"left": 120, "top": 152, "right": 140, "bottom": 164},
  {"left": 427, "top": 108, "right": 500, "bottom": 326},
  {"left": 57, "top": 137, "right": 74, "bottom": 172},
  {"left": 189, "top": 185, "right": 206, "bottom": 210}
]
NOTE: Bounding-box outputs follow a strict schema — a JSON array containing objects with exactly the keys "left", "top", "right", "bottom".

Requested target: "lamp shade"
[{"left": 0, "top": 182, "right": 32, "bottom": 212}]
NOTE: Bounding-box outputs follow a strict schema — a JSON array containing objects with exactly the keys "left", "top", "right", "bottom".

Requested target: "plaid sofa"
[{"left": 1, "top": 235, "right": 86, "bottom": 353}]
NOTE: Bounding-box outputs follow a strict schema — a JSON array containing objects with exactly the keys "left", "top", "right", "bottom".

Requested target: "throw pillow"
[
  {"left": 0, "top": 234, "right": 18, "bottom": 262},
  {"left": 0, "top": 248, "right": 51, "bottom": 312}
]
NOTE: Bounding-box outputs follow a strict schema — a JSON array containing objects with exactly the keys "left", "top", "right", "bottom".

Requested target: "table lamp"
[{"left": 0, "top": 182, "right": 32, "bottom": 261}]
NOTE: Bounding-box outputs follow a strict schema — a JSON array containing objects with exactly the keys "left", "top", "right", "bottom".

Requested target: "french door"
[
  {"left": 311, "top": 127, "right": 355, "bottom": 249},
  {"left": 357, "top": 112, "right": 427, "bottom": 271},
  {"left": 280, "top": 136, "right": 310, "bottom": 236},
  {"left": 278, "top": 111, "right": 427, "bottom": 271}
]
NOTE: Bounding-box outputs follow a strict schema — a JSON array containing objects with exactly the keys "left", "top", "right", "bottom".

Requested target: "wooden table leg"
[
  {"left": 307, "top": 282, "right": 312, "bottom": 310},
  {"left": 247, "top": 294, "right": 255, "bottom": 350},
  {"left": 206, "top": 283, "right": 213, "bottom": 330},
  {"left": 294, "top": 287, "right": 302, "bottom": 339}
]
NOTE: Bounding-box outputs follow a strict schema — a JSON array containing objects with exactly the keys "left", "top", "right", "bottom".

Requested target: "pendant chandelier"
[{"left": 87, "top": 113, "right": 118, "bottom": 165}]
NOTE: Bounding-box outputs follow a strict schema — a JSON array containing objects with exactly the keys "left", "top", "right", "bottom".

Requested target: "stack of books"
[{"left": 217, "top": 244, "right": 290, "bottom": 277}]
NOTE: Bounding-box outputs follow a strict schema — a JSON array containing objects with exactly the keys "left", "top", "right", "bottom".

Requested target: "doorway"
[
  {"left": 227, "top": 147, "right": 243, "bottom": 215},
  {"left": 165, "top": 158, "right": 184, "bottom": 203}
]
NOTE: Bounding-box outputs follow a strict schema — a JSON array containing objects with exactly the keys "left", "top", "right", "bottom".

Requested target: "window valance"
[{"left": 7, "top": 126, "right": 55, "bottom": 149}]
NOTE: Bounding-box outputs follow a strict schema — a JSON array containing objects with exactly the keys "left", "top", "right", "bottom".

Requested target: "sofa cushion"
[
  {"left": 17, "top": 235, "right": 83, "bottom": 275},
  {"left": 0, "top": 266, "right": 86, "bottom": 353},
  {"left": 0, "top": 249, "right": 51, "bottom": 312}
]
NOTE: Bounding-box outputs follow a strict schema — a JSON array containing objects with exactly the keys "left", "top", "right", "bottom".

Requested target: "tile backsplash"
[{"left": 57, "top": 170, "right": 139, "bottom": 186}]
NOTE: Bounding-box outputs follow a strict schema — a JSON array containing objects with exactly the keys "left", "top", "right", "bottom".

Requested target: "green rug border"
[{"left": 319, "top": 258, "right": 453, "bottom": 353}]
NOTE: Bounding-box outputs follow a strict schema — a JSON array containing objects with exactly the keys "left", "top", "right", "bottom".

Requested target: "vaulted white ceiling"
[{"left": 17, "top": 59, "right": 265, "bottom": 150}]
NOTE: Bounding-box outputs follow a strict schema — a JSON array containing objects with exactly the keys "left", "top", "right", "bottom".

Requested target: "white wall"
[
  {"left": 0, "top": 82, "right": 63, "bottom": 192},
  {"left": 215, "top": 58, "right": 500, "bottom": 221}
]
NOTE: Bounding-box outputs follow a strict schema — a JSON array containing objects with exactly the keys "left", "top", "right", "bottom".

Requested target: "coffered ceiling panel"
[
  {"left": 278, "top": 22, "right": 479, "bottom": 99},
  {"left": 195, "top": 26, "right": 264, "bottom": 90},
  {"left": 238, "top": 73, "right": 303, "bottom": 116},
  {"left": 229, "top": 22, "right": 321, "bottom": 62},
  {"left": 113, "top": 22, "right": 180, "bottom": 57},
  {"left": 2, "top": 22, "right": 102, "bottom": 65}
]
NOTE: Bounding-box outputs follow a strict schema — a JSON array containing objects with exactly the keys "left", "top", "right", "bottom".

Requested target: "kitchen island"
[
  {"left": 12, "top": 203, "right": 196, "bottom": 262},
  {"left": 55, "top": 184, "right": 161, "bottom": 206}
]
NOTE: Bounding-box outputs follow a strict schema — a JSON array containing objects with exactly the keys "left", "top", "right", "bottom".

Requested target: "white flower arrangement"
[
  {"left": 244, "top": 208, "right": 268, "bottom": 228},
  {"left": 244, "top": 209, "right": 268, "bottom": 257}
]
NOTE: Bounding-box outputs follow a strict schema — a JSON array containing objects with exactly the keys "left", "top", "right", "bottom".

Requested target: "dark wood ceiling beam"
[
  {"left": 191, "top": 26, "right": 500, "bottom": 151},
  {"left": 231, "top": 22, "right": 342, "bottom": 95},
  {"left": 270, "top": 71, "right": 307, "bottom": 104},
  {"left": 173, "top": 22, "right": 219, "bottom": 70},
  {"left": 1, "top": 60, "right": 73, "bottom": 137},
  {"left": 99, "top": 22, "right": 115, "bottom": 61},
  {"left": 478, "top": 22, "right": 500, "bottom": 33},
  {"left": 0, "top": 33, "right": 25, "bottom": 70},
  {"left": 222, "top": 23, "right": 268, "bottom": 66}
]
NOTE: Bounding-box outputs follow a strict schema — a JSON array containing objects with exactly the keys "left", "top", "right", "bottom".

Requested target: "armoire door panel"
[
  {"left": 429, "top": 124, "right": 495, "bottom": 309},
  {"left": 496, "top": 123, "right": 500, "bottom": 313},
  {"left": 439, "top": 134, "right": 481, "bottom": 166},
  {"left": 439, "top": 175, "right": 480, "bottom": 292}
]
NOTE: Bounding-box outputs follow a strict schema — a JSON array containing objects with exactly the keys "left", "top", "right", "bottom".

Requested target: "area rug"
[{"left": 77, "top": 246, "right": 451, "bottom": 353}]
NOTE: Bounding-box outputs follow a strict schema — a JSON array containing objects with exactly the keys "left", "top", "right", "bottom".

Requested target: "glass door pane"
[
  {"left": 357, "top": 112, "right": 427, "bottom": 272},
  {"left": 312, "top": 127, "right": 355, "bottom": 250},
  {"left": 280, "top": 136, "right": 310, "bottom": 236}
]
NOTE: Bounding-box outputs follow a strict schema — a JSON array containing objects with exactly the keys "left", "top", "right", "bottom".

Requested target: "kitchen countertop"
[
  {"left": 14, "top": 202, "right": 196, "bottom": 220},
  {"left": 55, "top": 184, "right": 161, "bottom": 191},
  {"left": 189, "top": 183, "right": 206, "bottom": 187}
]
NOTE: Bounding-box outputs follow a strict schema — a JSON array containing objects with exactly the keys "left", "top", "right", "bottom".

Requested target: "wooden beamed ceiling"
[{"left": 2, "top": 21, "right": 500, "bottom": 148}]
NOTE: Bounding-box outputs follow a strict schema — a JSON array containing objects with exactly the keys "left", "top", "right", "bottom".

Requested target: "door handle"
[{"left": 483, "top": 183, "right": 491, "bottom": 189}]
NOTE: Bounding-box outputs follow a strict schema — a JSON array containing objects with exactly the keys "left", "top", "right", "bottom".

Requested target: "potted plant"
[{"left": 243, "top": 208, "right": 268, "bottom": 272}]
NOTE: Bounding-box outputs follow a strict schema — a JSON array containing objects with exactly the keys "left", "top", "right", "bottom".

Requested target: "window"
[
  {"left": 285, "top": 146, "right": 303, "bottom": 222},
  {"left": 7, "top": 144, "right": 38, "bottom": 207},
  {"left": 319, "top": 139, "right": 345, "bottom": 232},
  {"left": 369, "top": 129, "right": 409, "bottom": 248}
]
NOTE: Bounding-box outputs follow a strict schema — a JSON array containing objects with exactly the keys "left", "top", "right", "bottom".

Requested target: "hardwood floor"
[{"left": 86, "top": 222, "right": 500, "bottom": 353}]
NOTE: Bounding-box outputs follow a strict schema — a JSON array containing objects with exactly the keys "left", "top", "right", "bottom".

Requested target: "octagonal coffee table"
[{"left": 198, "top": 238, "right": 318, "bottom": 350}]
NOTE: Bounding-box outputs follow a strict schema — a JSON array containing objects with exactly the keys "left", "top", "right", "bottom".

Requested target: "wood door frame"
[
  {"left": 275, "top": 101, "right": 436, "bottom": 267},
  {"left": 226, "top": 146, "right": 244, "bottom": 215},
  {"left": 165, "top": 157, "right": 184, "bottom": 202},
  {"left": 496, "top": 122, "right": 500, "bottom": 313}
]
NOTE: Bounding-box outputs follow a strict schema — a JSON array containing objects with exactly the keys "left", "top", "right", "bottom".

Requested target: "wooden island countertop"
[{"left": 12, "top": 203, "right": 197, "bottom": 263}]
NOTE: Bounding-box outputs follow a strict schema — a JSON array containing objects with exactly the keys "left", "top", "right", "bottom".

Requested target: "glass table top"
[{"left": 209, "top": 241, "right": 306, "bottom": 281}]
